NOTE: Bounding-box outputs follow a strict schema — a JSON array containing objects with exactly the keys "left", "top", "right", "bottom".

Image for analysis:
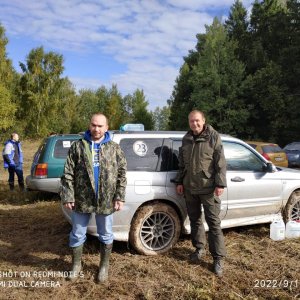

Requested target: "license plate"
[{"left": 275, "top": 157, "right": 284, "bottom": 161}]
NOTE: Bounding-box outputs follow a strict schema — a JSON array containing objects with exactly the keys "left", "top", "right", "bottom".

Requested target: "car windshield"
[
  {"left": 284, "top": 143, "right": 300, "bottom": 151},
  {"left": 262, "top": 145, "right": 283, "bottom": 153}
]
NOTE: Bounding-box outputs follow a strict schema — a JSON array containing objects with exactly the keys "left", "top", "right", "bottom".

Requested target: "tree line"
[
  {"left": 1, "top": 0, "right": 299, "bottom": 146},
  {"left": 168, "top": 0, "right": 299, "bottom": 146}
]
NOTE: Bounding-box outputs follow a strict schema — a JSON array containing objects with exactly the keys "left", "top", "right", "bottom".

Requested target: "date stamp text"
[{"left": 254, "top": 279, "right": 298, "bottom": 289}]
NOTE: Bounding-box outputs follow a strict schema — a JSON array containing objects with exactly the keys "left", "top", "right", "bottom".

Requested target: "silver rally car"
[{"left": 57, "top": 129, "right": 300, "bottom": 255}]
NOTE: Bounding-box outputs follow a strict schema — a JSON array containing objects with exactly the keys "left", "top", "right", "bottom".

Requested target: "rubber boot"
[
  {"left": 189, "top": 248, "right": 205, "bottom": 263},
  {"left": 19, "top": 182, "right": 25, "bottom": 191},
  {"left": 68, "top": 244, "right": 83, "bottom": 281},
  {"left": 97, "top": 242, "right": 113, "bottom": 283},
  {"left": 213, "top": 257, "right": 224, "bottom": 277},
  {"left": 9, "top": 182, "right": 14, "bottom": 191}
]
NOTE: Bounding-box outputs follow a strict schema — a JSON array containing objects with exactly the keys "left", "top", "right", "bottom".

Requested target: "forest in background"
[
  {"left": 169, "top": 0, "right": 300, "bottom": 146},
  {"left": 0, "top": 0, "right": 299, "bottom": 146}
]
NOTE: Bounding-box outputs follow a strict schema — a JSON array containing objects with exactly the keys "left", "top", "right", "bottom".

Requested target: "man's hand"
[
  {"left": 113, "top": 200, "right": 124, "bottom": 211},
  {"left": 176, "top": 184, "right": 184, "bottom": 195},
  {"left": 64, "top": 202, "right": 74, "bottom": 210},
  {"left": 214, "top": 187, "right": 224, "bottom": 197}
]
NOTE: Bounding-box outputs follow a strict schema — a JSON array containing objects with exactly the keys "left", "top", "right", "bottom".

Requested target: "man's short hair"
[
  {"left": 188, "top": 110, "right": 205, "bottom": 119},
  {"left": 91, "top": 112, "right": 109, "bottom": 125},
  {"left": 11, "top": 132, "right": 18, "bottom": 139}
]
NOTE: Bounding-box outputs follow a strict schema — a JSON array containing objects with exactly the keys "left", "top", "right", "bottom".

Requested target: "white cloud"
[
  {"left": 70, "top": 76, "right": 103, "bottom": 91},
  {"left": 166, "top": 0, "right": 251, "bottom": 10},
  {"left": 0, "top": 0, "right": 242, "bottom": 109}
]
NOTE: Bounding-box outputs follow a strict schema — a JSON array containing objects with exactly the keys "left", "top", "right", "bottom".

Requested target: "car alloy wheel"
[
  {"left": 283, "top": 192, "right": 300, "bottom": 222},
  {"left": 129, "top": 203, "right": 181, "bottom": 255}
]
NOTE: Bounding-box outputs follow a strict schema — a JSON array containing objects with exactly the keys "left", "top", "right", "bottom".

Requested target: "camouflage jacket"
[
  {"left": 175, "top": 125, "right": 227, "bottom": 194},
  {"left": 60, "top": 134, "right": 127, "bottom": 214}
]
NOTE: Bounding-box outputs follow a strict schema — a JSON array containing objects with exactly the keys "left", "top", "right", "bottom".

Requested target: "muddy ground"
[{"left": 0, "top": 139, "right": 299, "bottom": 299}]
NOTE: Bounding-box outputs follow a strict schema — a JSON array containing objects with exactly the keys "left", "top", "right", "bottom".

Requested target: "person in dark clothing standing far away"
[
  {"left": 60, "top": 113, "right": 127, "bottom": 283},
  {"left": 2, "top": 133, "right": 24, "bottom": 191},
  {"left": 175, "top": 110, "right": 227, "bottom": 277}
]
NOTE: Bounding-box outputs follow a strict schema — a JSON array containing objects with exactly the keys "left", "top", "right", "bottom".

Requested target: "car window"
[
  {"left": 284, "top": 143, "right": 300, "bottom": 151},
  {"left": 262, "top": 145, "right": 283, "bottom": 153},
  {"left": 170, "top": 140, "right": 181, "bottom": 171},
  {"left": 33, "top": 142, "right": 46, "bottom": 163},
  {"left": 119, "top": 138, "right": 164, "bottom": 171},
  {"left": 53, "top": 139, "right": 77, "bottom": 159},
  {"left": 247, "top": 143, "right": 257, "bottom": 149},
  {"left": 224, "top": 141, "right": 264, "bottom": 172},
  {"left": 31, "top": 141, "right": 47, "bottom": 174}
]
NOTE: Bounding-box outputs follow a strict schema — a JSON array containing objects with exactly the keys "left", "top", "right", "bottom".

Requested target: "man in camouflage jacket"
[
  {"left": 60, "top": 113, "right": 127, "bottom": 283},
  {"left": 175, "top": 110, "right": 227, "bottom": 277}
]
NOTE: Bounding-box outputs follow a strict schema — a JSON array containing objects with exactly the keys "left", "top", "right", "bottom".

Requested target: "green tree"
[
  {"left": 243, "top": 62, "right": 288, "bottom": 141},
  {"left": 51, "top": 78, "right": 78, "bottom": 133},
  {"left": 18, "top": 47, "right": 66, "bottom": 137},
  {"left": 277, "top": 0, "right": 300, "bottom": 119},
  {"left": 0, "top": 85, "right": 17, "bottom": 131},
  {"left": 0, "top": 24, "right": 15, "bottom": 88},
  {"left": 152, "top": 106, "right": 171, "bottom": 130},
  {"left": 244, "top": 0, "right": 300, "bottom": 144},
  {"left": 95, "top": 86, "right": 109, "bottom": 112},
  {"left": 130, "top": 89, "right": 154, "bottom": 130},
  {"left": 75, "top": 85, "right": 128, "bottom": 131},
  {"left": 168, "top": 62, "right": 195, "bottom": 130},
  {"left": 225, "top": 0, "right": 249, "bottom": 39},
  {"left": 190, "top": 18, "right": 248, "bottom": 136},
  {"left": 168, "top": 0, "right": 299, "bottom": 143},
  {"left": 168, "top": 34, "right": 207, "bottom": 130},
  {"left": 104, "top": 85, "right": 123, "bottom": 129},
  {"left": 121, "top": 94, "right": 134, "bottom": 124},
  {"left": 0, "top": 24, "right": 17, "bottom": 133},
  {"left": 225, "top": 0, "right": 250, "bottom": 64},
  {"left": 76, "top": 88, "right": 102, "bottom": 131}
]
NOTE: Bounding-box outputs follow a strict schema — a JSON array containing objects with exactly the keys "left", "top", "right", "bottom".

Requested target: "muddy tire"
[
  {"left": 129, "top": 203, "right": 181, "bottom": 255},
  {"left": 283, "top": 192, "right": 300, "bottom": 223}
]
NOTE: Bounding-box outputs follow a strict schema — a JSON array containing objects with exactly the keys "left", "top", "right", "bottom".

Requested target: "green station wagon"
[{"left": 26, "top": 134, "right": 82, "bottom": 193}]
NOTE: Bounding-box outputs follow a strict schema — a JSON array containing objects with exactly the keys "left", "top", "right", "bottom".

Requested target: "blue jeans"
[{"left": 69, "top": 211, "right": 114, "bottom": 247}]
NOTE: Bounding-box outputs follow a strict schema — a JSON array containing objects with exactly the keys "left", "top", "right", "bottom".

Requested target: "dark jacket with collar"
[{"left": 175, "top": 124, "right": 227, "bottom": 194}]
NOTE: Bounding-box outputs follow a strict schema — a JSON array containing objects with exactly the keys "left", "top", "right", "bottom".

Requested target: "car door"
[
  {"left": 113, "top": 137, "right": 168, "bottom": 233},
  {"left": 223, "top": 141, "right": 283, "bottom": 223}
]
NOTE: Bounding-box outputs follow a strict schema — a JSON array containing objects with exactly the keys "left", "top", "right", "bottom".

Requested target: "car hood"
[{"left": 275, "top": 167, "right": 300, "bottom": 179}]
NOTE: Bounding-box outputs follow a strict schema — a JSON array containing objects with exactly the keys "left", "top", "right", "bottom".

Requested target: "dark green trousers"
[{"left": 184, "top": 190, "right": 226, "bottom": 258}]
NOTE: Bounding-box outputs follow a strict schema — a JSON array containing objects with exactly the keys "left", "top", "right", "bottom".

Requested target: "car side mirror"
[{"left": 264, "top": 162, "right": 275, "bottom": 173}]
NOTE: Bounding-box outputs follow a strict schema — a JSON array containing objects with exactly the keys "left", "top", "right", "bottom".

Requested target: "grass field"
[{"left": 0, "top": 139, "right": 299, "bottom": 299}]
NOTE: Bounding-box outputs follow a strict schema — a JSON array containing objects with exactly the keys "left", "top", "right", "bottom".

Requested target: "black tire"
[
  {"left": 283, "top": 191, "right": 300, "bottom": 222},
  {"left": 129, "top": 203, "right": 181, "bottom": 255}
]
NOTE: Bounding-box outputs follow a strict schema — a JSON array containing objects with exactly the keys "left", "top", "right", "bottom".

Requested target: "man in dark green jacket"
[
  {"left": 60, "top": 113, "right": 127, "bottom": 283},
  {"left": 175, "top": 110, "right": 227, "bottom": 277}
]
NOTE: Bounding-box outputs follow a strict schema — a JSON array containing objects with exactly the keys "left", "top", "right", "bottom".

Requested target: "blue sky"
[{"left": 0, "top": 0, "right": 252, "bottom": 110}]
